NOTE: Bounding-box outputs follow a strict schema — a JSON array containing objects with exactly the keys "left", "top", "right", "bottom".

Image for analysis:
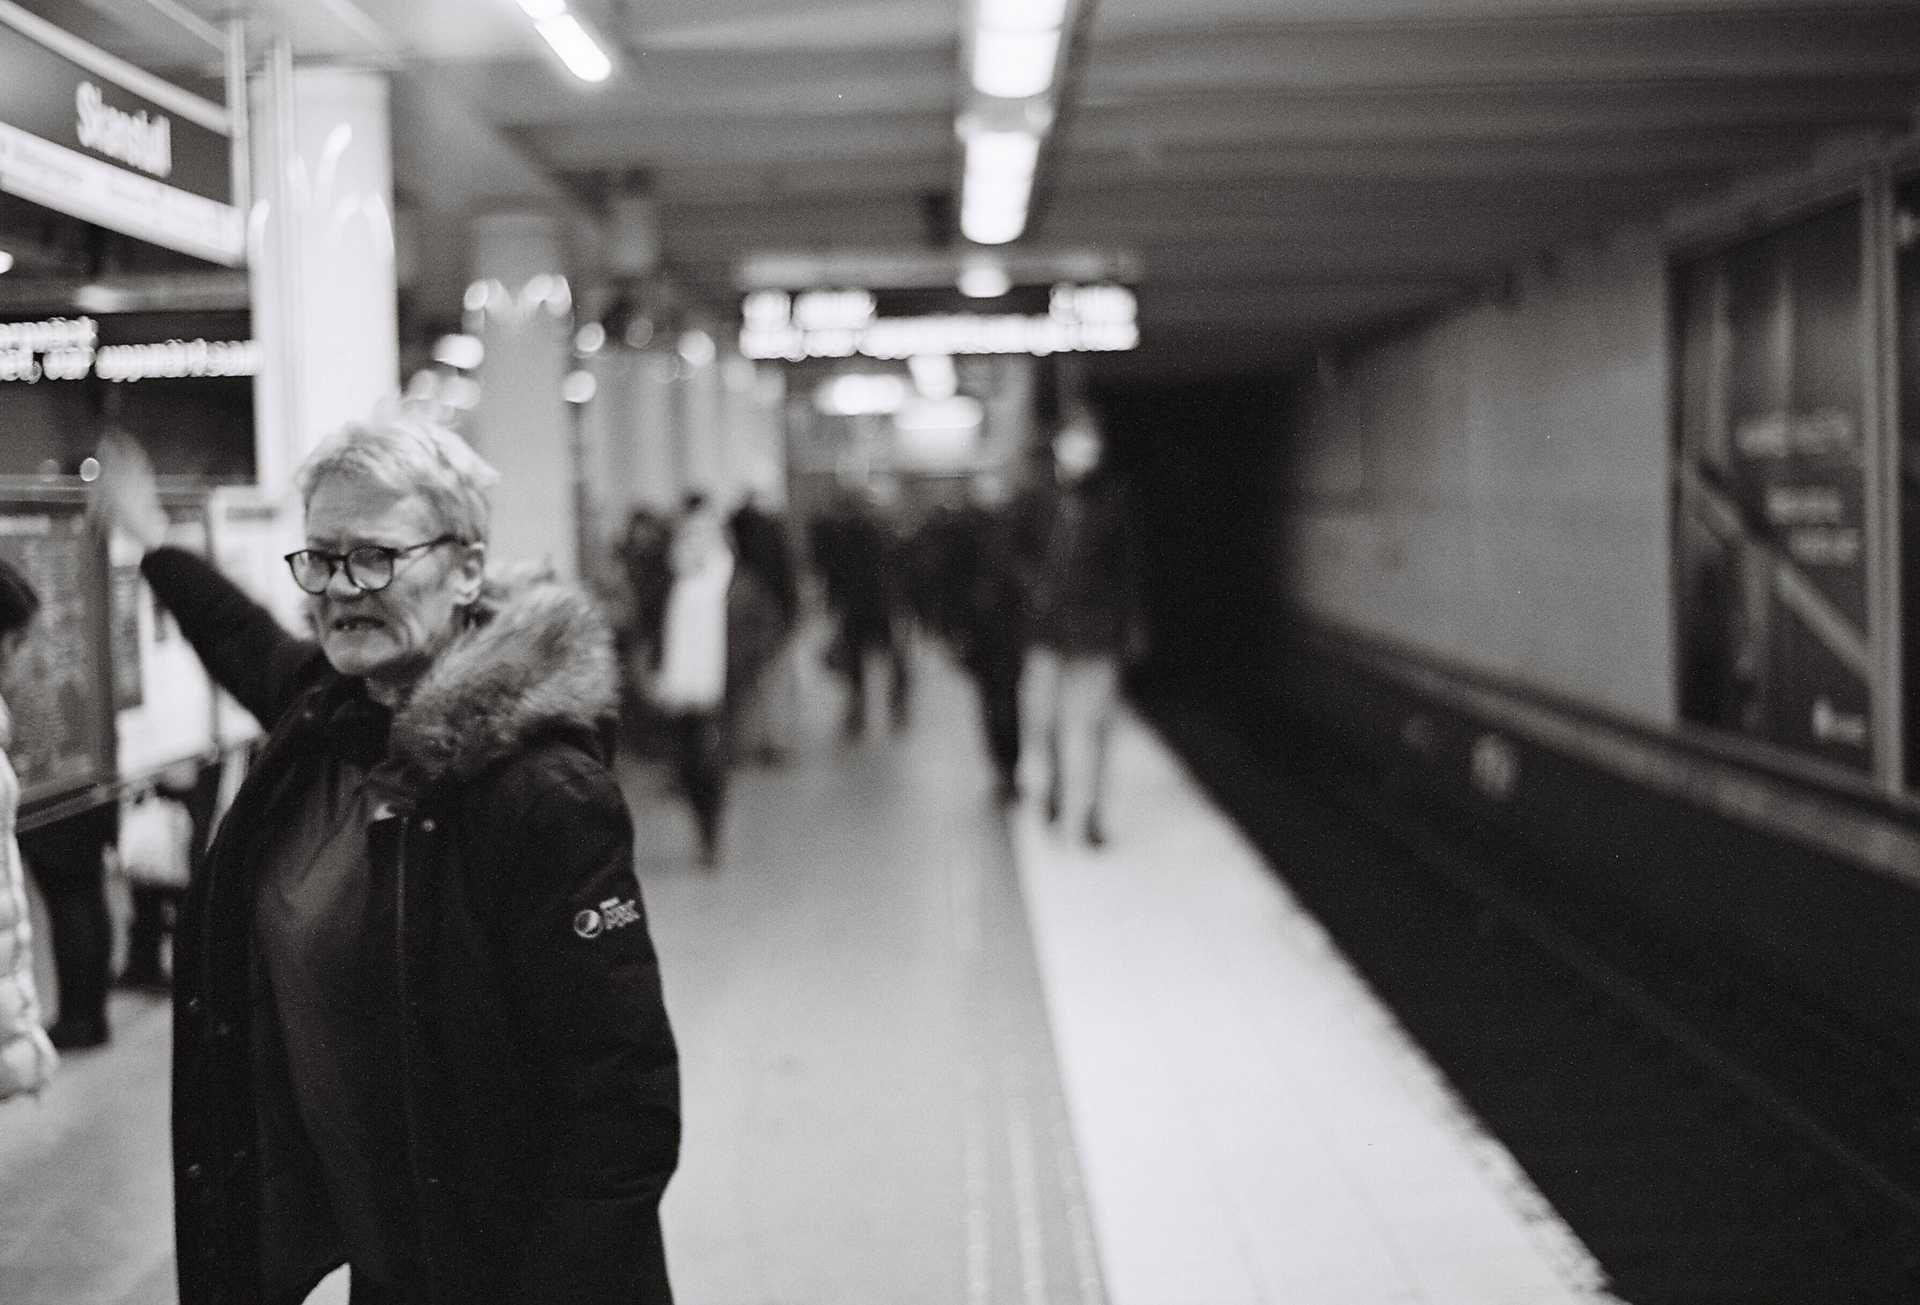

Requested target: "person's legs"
[
  {"left": 842, "top": 623, "right": 870, "bottom": 738},
  {"left": 978, "top": 643, "right": 1023, "bottom": 800},
  {"left": 121, "top": 885, "right": 170, "bottom": 987},
  {"left": 1027, "top": 648, "right": 1064, "bottom": 822},
  {"left": 680, "top": 711, "right": 729, "bottom": 866},
  {"left": 732, "top": 654, "right": 773, "bottom": 761},
  {"left": 743, "top": 633, "right": 798, "bottom": 764},
  {"left": 22, "top": 812, "right": 114, "bottom": 1047},
  {"left": 887, "top": 624, "right": 912, "bottom": 730},
  {"left": 1078, "top": 655, "right": 1121, "bottom": 847}
]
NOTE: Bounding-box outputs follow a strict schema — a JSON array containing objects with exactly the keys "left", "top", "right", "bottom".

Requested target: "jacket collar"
[{"left": 380, "top": 566, "right": 619, "bottom": 792}]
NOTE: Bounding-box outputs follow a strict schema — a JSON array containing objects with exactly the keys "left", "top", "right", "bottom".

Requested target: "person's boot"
[
  {"left": 117, "top": 959, "right": 170, "bottom": 992},
  {"left": 1083, "top": 810, "right": 1107, "bottom": 849},
  {"left": 47, "top": 1015, "right": 109, "bottom": 1050}
]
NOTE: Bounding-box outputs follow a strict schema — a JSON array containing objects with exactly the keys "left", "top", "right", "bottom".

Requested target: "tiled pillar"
[
  {"left": 248, "top": 54, "right": 400, "bottom": 498},
  {"left": 465, "top": 210, "right": 576, "bottom": 577}
]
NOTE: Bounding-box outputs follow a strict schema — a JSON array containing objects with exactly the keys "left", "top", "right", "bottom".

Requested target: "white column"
[
  {"left": 723, "top": 355, "right": 787, "bottom": 507},
  {"left": 248, "top": 54, "right": 400, "bottom": 499},
  {"left": 679, "top": 330, "right": 725, "bottom": 499},
  {"left": 465, "top": 210, "right": 576, "bottom": 577},
  {"left": 632, "top": 350, "right": 680, "bottom": 512}
]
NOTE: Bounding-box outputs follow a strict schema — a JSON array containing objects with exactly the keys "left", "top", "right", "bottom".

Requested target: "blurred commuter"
[
  {"left": 1023, "top": 412, "right": 1139, "bottom": 848},
  {"left": 652, "top": 497, "right": 732, "bottom": 864},
  {"left": 0, "top": 557, "right": 58, "bottom": 1099},
  {"left": 728, "top": 492, "right": 799, "bottom": 764},
  {"left": 929, "top": 472, "right": 1029, "bottom": 801},
  {"left": 811, "top": 483, "right": 911, "bottom": 737},
  {"left": 614, "top": 507, "right": 675, "bottom": 744},
  {"left": 89, "top": 419, "right": 679, "bottom": 1305},
  {"left": 20, "top": 799, "right": 117, "bottom": 1050},
  {"left": 116, "top": 759, "right": 209, "bottom": 992}
]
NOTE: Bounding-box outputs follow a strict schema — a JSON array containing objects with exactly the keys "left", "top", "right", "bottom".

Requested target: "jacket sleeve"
[
  {"left": 140, "top": 546, "right": 327, "bottom": 731},
  {"left": 0, "top": 838, "right": 56, "bottom": 1102},
  {"left": 485, "top": 747, "right": 680, "bottom": 1305}
]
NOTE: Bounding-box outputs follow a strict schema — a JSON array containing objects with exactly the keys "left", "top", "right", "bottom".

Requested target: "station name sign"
[
  {"left": 0, "top": 5, "right": 242, "bottom": 265},
  {"left": 739, "top": 284, "right": 1139, "bottom": 362},
  {"left": 0, "top": 315, "right": 259, "bottom": 383}
]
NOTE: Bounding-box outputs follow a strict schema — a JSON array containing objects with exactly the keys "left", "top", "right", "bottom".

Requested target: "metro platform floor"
[{"left": 0, "top": 638, "right": 1622, "bottom": 1305}]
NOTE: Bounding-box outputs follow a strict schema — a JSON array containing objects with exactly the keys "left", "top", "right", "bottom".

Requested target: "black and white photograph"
[{"left": 1, "top": 1, "right": 1918, "bottom": 1302}]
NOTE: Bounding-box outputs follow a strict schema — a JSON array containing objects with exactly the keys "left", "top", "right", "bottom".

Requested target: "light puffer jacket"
[{"left": 0, "top": 694, "right": 56, "bottom": 1100}]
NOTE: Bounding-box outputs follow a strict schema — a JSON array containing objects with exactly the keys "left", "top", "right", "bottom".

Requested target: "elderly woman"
[{"left": 91, "top": 417, "right": 679, "bottom": 1305}]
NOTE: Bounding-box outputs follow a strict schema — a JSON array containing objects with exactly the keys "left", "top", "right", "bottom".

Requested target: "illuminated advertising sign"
[
  {"left": 740, "top": 283, "right": 1138, "bottom": 361},
  {"left": 0, "top": 315, "right": 258, "bottom": 383},
  {"left": 0, "top": 3, "right": 242, "bottom": 265}
]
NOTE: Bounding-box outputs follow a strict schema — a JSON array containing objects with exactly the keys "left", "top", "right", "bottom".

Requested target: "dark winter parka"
[{"left": 141, "top": 547, "right": 679, "bottom": 1305}]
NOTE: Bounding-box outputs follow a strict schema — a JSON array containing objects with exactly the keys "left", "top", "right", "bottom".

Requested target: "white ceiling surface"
[{"left": 41, "top": 0, "right": 1920, "bottom": 378}]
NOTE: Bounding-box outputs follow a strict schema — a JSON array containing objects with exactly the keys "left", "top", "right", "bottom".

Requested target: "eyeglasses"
[{"left": 283, "top": 536, "right": 461, "bottom": 595}]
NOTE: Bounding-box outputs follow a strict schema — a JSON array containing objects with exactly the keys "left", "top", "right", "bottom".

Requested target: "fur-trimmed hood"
[{"left": 387, "top": 566, "right": 619, "bottom": 791}]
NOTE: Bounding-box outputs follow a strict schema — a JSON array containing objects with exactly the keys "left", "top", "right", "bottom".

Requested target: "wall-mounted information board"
[
  {"left": 111, "top": 490, "right": 217, "bottom": 777},
  {"left": 0, "top": 493, "right": 112, "bottom": 808},
  {"left": 205, "top": 485, "right": 304, "bottom": 748},
  {"left": 1673, "top": 199, "right": 1876, "bottom": 774}
]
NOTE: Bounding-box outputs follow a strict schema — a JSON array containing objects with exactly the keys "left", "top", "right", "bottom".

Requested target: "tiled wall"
[{"left": 1280, "top": 227, "right": 1677, "bottom": 728}]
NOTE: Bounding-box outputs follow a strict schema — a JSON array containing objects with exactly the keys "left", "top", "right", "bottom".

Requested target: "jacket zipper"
[{"left": 393, "top": 816, "right": 434, "bottom": 1298}]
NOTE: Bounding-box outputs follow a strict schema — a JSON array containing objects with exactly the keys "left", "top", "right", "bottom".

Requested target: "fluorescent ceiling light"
[
  {"left": 517, "top": 0, "right": 567, "bottom": 18},
  {"left": 431, "top": 333, "right": 484, "bottom": 370},
  {"left": 817, "top": 373, "right": 909, "bottom": 416},
  {"left": 74, "top": 283, "right": 128, "bottom": 313},
  {"left": 972, "top": 28, "right": 1060, "bottom": 99},
  {"left": 958, "top": 264, "right": 1011, "bottom": 298},
  {"left": 896, "top": 396, "right": 983, "bottom": 433},
  {"left": 536, "top": 14, "right": 612, "bottom": 83},
  {"left": 961, "top": 129, "right": 1038, "bottom": 244},
  {"left": 960, "top": 199, "right": 1027, "bottom": 245},
  {"left": 909, "top": 354, "right": 958, "bottom": 399},
  {"left": 979, "top": 0, "right": 1067, "bottom": 31},
  {"left": 0, "top": 250, "right": 13, "bottom": 275},
  {"left": 964, "top": 129, "right": 1039, "bottom": 189}
]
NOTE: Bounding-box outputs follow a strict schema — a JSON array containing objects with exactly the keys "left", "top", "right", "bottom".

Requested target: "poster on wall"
[
  {"left": 1721, "top": 204, "right": 1869, "bottom": 632},
  {"left": 1672, "top": 199, "right": 1876, "bottom": 774},
  {"left": 205, "top": 486, "right": 303, "bottom": 748},
  {"left": 0, "top": 497, "right": 112, "bottom": 807},
  {"left": 110, "top": 496, "right": 217, "bottom": 778}
]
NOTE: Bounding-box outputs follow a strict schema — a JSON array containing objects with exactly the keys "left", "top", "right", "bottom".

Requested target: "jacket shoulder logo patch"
[{"left": 574, "top": 896, "right": 640, "bottom": 940}]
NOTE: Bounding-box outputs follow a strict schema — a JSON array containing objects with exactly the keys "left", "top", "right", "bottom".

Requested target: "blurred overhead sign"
[
  {"left": 740, "top": 284, "right": 1137, "bottom": 361},
  {"left": 0, "top": 1, "right": 243, "bottom": 265},
  {"left": 0, "top": 315, "right": 259, "bottom": 383}
]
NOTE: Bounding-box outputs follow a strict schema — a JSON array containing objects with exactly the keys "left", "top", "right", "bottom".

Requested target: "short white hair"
[{"left": 294, "top": 410, "right": 500, "bottom": 543}]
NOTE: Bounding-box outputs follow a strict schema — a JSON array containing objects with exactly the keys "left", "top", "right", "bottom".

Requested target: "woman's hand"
[{"left": 88, "top": 433, "right": 171, "bottom": 552}]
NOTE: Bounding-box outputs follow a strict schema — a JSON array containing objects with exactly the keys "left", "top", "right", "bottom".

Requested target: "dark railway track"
[{"left": 1143, "top": 695, "right": 1920, "bottom": 1305}]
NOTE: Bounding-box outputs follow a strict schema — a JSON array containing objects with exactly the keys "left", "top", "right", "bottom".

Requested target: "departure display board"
[{"left": 0, "top": 499, "right": 111, "bottom": 806}]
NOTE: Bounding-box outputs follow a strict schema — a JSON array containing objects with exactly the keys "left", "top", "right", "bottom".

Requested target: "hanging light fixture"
[{"left": 515, "top": 0, "right": 614, "bottom": 84}]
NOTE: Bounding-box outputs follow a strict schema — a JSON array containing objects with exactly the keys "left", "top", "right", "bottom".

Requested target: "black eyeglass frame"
[{"left": 283, "top": 535, "right": 464, "bottom": 595}]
